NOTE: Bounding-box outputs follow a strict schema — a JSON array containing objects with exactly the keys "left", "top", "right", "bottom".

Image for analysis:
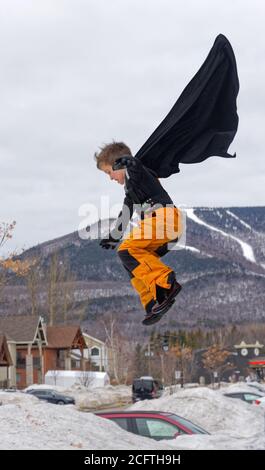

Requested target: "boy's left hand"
[{"left": 99, "top": 234, "right": 119, "bottom": 250}]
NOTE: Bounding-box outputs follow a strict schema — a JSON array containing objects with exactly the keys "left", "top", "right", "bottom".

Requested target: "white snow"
[
  {"left": 0, "top": 391, "right": 170, "bottom": 450},
  {"left": 1, "top": 383, "right": 265, "bottom": 449},
  {"left": 129, "top": 384, "right": 265, "bottom": 450},
  {"left": 24, "top": 384, "right": 132, "bottom": 411},
  {"left": 179, "top": 244, "right": 214, "bottom": 258},
  {"left": 226, "top": 209, "right": 252, "bottom": 230},
  {"left": 186, "top": 208, "right": 256, "bottom": 263},
  {"left": 182, "top": 245, "right": 200, "bottom": 253}
]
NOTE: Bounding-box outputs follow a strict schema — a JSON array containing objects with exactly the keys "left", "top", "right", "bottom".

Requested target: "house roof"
[
  {"left": 82, "top": 332, "right": 106, "bottom": 345},
  {"left": 0, "top": 334, "right": 13, "bottom": 366},
  {"left": 46, "top": 325, "right": 86, "bottom": 349},
  {"left": 82, "top": 328, "right": 107, "bottom": 343},
  {"left": 0, "top": 315, "right": 46, "bottom": 344},
  {"left": 234, "top": 341, "right": 264, "bottom": 349}
]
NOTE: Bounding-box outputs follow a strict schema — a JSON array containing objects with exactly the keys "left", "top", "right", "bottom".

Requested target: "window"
[
  {"left": 135, "top": 418, "right": 181, "bottom": 440},
  {"left": 91, "top": 347, "right": 100, "bottom": 357},
  {"left": 133, "top": 379, "right": 153, "bottom": 392},
  {"left": 244, "top": 393, "right": 260, "bottom": 403},
  {"left": 110, "top": 418, "right": 129, "bottom": 432},
  {"left": 35, "top": 390, "right": 49, "bottom": 396},
  {"left": 58, "top": 350, "right": 65, "bottom": 360},
  {"left": 33, "top": 357, "right": 41, "bottom": 368},
  {"left": 16, "top": 352, "right": 26, "bottom": 369},
  {"left": 168, "top": 414, "right": 207, "bottom": 434},
  {"left": 71, "top": 359, "right": 81, "bottom": 369}
]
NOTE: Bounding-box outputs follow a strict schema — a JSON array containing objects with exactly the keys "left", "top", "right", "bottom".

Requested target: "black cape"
[{"left": 135, "top": 34, "right": 239, "bottom": 178}]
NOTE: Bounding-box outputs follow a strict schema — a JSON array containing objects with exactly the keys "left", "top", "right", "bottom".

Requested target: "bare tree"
[
  {"left": 78, "top": 371, "right": 94, "bottom": 388},
  {"left": 44, "top": 253, "right": 80, "bottom": 325},
  {"left": 24, "top": 257, "right": 42, "bottom": 316},
  {"left": 0, "top": 221, "right": 33, "bottom": 301},
  {"left": 50, "top": 369, "right": 60, "bottom": 386},
  {"left": 101, "top": 314, "right": 135, "bottom": 385}
]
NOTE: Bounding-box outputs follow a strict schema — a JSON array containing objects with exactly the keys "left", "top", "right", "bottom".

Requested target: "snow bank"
[
  {"left": 74, "top": 385, "right": 132, "bottom": 410},
  {"left": 129, "top": 385, "right": 265, "bottom": 449},
  {"left": 1, "top": 384, "right": 265, "bottom": 449},
  {"left": 0, "top": 391, "right": 170, "bottom": 450},
  {"left": 24, "top": 384, "right": 132, "bottom": 411}
]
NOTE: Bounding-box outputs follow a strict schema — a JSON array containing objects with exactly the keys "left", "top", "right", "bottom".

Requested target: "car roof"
[
  {"left": 225, "top": 391, "right": 264, "bottom": 396},
  {"left": 95, "top": 410, "right": 174, "bottom": 416}
]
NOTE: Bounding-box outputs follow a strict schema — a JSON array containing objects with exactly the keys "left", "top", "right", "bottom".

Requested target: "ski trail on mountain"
[
  {"left": 186, "top": 208, "right": 256, "bottom": 263},
  {"left": 226, "top": 209, "right": 252, "bottom": 230}
]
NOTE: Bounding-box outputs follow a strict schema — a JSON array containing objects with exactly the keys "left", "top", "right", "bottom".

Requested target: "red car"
[{"left": 96, "top": 411, "right": 209, "bottom": 440}]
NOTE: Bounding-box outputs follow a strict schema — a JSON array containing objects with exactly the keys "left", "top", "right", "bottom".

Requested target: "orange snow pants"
[{"left": 117, "top": 206, "right": 182, "bottom": 311}]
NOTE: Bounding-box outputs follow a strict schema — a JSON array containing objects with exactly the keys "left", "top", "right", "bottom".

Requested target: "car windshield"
[
  {"left": 167, "top": 414, "right": 209, "bottom": 434},
  {"left": 133, "top": 380, "right": 153, "bottom": 392}
]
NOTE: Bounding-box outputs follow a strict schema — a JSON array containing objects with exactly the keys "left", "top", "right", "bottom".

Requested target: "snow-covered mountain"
[{"left": 2, "top": 206, "right": 265, "bottom": 329}]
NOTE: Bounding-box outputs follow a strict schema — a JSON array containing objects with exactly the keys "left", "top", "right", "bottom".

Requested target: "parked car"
[
  {"left": 246, "top": 382, "right": 265, "bottom": 394},
  {"left": 26, "top": 389, "right": 75, "bottom": 405},
  {"left": 224, "top": 391, "right": 265, "bottom": 405},
  {"left": 253, "top": 395, "right": 265, "bottom": 407},
  {"left": 96, "top": 411, "right": 209, "bottom": 440},
  {"left": 132, "top": 376, "right": 164, "bottom": 403}
]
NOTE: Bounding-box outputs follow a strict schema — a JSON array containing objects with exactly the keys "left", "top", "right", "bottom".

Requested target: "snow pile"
[
  {"left": 0, "top": 391, "right": 39, "bottom": 406},
  {"left": 0, "top": 391, "right": 170, "bottom": 450},
  {"left": 75, "top": 385, "right": 132, "bottom": 410},
  {"left": 129, "top": 384, "right": 265, "bottom": 449},
  {"left": 24, "top": 383, "right": 132, "bottom": 411},
  {"left": 1, "top": 384, "right": 265, "bottom": 449}
]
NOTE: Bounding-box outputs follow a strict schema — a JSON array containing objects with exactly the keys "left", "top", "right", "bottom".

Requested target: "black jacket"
[{"left": 110, "top": 158, "right": 173, "bottom": 240}]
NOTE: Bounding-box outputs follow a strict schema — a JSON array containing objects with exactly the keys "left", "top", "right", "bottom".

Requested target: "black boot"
[
  {"left": 152, "top": 274, "right": 182, "bottom": 315},
  {"left": 142, "top": 299, "right": 157, "bottom": 326},
  {"left": 144, "top": 299, "right": 156, "bottom": 314}
]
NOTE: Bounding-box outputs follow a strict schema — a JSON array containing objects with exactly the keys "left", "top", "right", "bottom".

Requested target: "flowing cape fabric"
[{"left": 135, "top": 34, "right": 239, "bottom": 178}]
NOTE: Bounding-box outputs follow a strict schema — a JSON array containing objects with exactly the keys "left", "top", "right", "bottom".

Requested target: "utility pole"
[
  {"left": 160, "top": 353, "right": 165, "bottom": 386},
  {"left": 145, "top": 341, "right": 154, "bottom": 376}
]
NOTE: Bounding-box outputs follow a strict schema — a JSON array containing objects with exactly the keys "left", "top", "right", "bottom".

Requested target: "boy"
[{"left": 95, "top": 141, "right": 182, "bottom": 326}]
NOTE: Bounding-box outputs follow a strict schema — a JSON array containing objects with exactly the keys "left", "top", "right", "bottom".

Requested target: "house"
[
  {"left": 45, "top": 324, "right": 87, "bottom": 373},
  {"left": 81, "top": 332, "right": 109, "bottom": 372},
  {"left": 192, "top": 340, "right": 265, "bottom": 384},
  {"left": 0, "top": 316, "right": 47, "bottom": 388},
  {"left": 235, "top": 341, "right": 265, "bottom": 381},
  {"left": 0, "top": 333, "right": 13, "bottom": 388},
  {"left": 0, "top": 315, "right": 87, "bottom": 389}
]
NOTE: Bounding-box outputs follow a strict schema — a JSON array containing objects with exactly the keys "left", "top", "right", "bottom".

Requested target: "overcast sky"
[{"left": 0, "top": 0, "right": 264, "bottom": 254}]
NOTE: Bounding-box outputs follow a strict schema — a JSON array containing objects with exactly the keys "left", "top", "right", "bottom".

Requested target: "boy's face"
[{"left": 100, "top": 163, "right": 125, "bottom": 185}]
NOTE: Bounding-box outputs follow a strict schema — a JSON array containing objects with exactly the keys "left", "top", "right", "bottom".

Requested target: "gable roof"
[
  {"left": 0, "top": 315, "right": 47, "bottom": 344},
  {"left": 46, "top": 325, "right": 86, "bottom": 349},
  {"left": 0, "top": 334, "right": 13, "bottom": 366},
  {"left": 82, "top": 332, "right": 106, "bottom": 346}
]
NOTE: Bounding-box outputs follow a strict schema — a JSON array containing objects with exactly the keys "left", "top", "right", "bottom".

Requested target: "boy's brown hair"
[{"left": 94, "top": 141, "right": 132, "bottom": 169}]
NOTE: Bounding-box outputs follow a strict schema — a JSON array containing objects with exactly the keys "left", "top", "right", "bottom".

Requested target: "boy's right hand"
[{"left": 112, "top": 156, "right": 136, "bottom": 170}]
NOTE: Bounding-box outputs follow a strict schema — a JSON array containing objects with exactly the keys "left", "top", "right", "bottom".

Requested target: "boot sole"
[
  {"left": 151, "top": 283, "right": 182, "bottom": 315},
  {"left": 142, "top": 299, "right": 175, "bottom": 326}
]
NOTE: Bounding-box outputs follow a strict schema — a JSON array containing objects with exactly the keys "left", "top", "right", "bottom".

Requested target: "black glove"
[
  {"left": 112, "top": 156, "right": 136, "bottom": 171},
  {"left": 99, "top": 233, "right": 120, "bottom": 250}
]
